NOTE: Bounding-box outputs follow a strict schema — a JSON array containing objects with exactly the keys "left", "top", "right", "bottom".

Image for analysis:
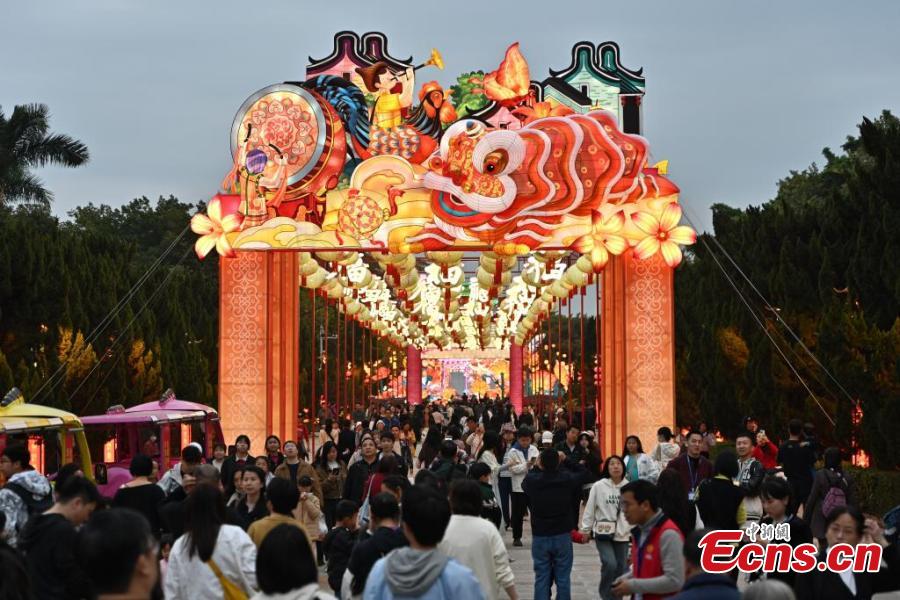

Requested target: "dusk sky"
[{"left": 2, "top": 0, "right": 899, "bottom": 231}]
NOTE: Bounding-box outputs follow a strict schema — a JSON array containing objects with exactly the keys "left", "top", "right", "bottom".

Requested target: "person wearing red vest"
[{"left": 612, "top": 479, "right": 685, "bottom": 600}]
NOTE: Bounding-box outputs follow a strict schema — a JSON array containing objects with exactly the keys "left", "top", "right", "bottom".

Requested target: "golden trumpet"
[{"left": 413, "top": 48, "right": 444, "bottom": 72}]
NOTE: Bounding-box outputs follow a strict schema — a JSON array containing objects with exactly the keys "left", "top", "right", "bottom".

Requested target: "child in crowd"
[
  {"left": 469, "top": 462, "right": 502, "bottom": 528},
  {"left": 324, "top": 499, "right": 359, "bottom": 594}
]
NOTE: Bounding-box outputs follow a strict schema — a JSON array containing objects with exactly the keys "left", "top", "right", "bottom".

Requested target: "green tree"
[{"left": 0, "top": 104, "right": 89, "bottom": 206}]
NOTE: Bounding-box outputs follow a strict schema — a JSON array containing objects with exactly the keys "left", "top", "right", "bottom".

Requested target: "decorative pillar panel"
[
  {"left": 220, "top": 252, "right": 299, "bottom": 452},
  {"left": 509, "top": 342, "right": 523, "bottom": 415},
  {"left": 406, "top": 346, "right": 422, "bottom": 405},
  {"left": 601, "top": 252, "right": 675, "bottom": 459}
]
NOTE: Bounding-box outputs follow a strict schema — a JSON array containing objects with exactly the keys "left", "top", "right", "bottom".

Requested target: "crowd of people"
[{"left": 0, "top": 396, "right": 898, "bottom": 600}]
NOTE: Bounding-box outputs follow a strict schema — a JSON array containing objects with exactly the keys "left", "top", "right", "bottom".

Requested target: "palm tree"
[{"left": 0, "top": 103, "right": 89, "bottom": 206}]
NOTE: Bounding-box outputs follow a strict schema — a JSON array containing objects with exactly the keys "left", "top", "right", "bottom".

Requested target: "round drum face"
[{"left": 230, "top": 84, "right": 328, "bottom": 186}]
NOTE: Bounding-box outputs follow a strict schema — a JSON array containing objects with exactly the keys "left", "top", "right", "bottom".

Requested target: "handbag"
[
  {"left": 318, "top": 512, "right": 329, "bottom": 537},
  {"left": 207, "top": 559, "right": 248, "bottom": 600},
  {"left": 593, "top": 493, "right": 622, "bottom": 541},
  {"left": 356, "top": 474, "right": 376, "bottom": 530}
]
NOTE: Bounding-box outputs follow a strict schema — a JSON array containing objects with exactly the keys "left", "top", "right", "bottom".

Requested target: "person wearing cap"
[
  {"left": 540, "top": 431, "right": 555, "bottom": 450},
  {"left": 506, "top": 427, "right": 538, "bottom": 546}
]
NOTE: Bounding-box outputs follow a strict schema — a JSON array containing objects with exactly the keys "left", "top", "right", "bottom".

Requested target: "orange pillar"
[
  {"left": 509, "top": 342, "right": 523, "bottom": 414},
  {"left": 219, "top": 252, "right": 299, "bottom": 453},
  {"left": 407, "top": 346, "right": 422, "bottom": 405},
  {"left": 600, "top": 251, "right": 675, "bottom": 458}
]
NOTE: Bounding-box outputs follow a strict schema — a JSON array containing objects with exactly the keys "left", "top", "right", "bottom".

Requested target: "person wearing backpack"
[
  {"left": 428, "top": 441, "right": 468, "bottom": 493},
  {"left": 805, "top": 446, "right": 856, "bottom": 544},
  {"left": 0, "top": 443, "right": 52, "bottom": 548}
]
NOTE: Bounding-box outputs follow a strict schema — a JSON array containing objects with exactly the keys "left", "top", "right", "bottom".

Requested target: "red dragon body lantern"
[{"left": 409, "top": 110, "right": 679, "bottom": 251}]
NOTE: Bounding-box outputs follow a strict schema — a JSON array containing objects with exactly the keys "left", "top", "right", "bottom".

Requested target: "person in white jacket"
[
  {"left": 476, "top": 431, "right": 508, "bottom": 507},
  {"left": 440, "top": 480, "right": 518, "bottom": 600},
  {"left": 505, "top": 427, "right": 539, "bottom": 546},
  {"left": 622, "top": 435, "right": 660, "bottom": 483},
  {"left": 164, "top": 485, "right": 257, "bottom": 600},
  {"left": 580, "top": 456, "right": 631, "bottom": 600}
]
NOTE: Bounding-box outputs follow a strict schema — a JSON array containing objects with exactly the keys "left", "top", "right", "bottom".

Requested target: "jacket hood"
[
  {"left": 9, "top": 469, "right": 51, "bottom": 497},
  {"left": 384, "top": 547, "right": 449, "bottom": 596}
]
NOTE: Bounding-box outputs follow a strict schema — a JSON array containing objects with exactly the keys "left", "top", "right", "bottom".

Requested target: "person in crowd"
[
  {"left": 164, "top": 484, "right": 257, "bottom": 599},
  {"left": 497, "top": 423, "right": 516, "bottom": 530},
  {"left": 805, "top": 446, "right": 856, "bottom": 544},
  {"left": 742, "top": 580, "right": 797, "bottom": 600},
  {"left": 324, "top": 500, "right": 359, "bottom": 595},
  {"left": 778, "top": 418, "right": 817, "bottom": 516},
  {"left": 344, "top": 436, "right": 380, "bottom": 504},
  {"left": 159, "top": 464, "right": 221, "bottom": 538},
  {"left": 211, "top": 442, "right": 227, "bottom": 472},
  {"left": 734, "top": 431, "right": 765, "bottom": 522},
  {"left": 695, "top": 450, "right": 745, "bottom": 530},
  {"left": 346, "top": 493, "right": 408, "bottom": 598},
  {"left": 263, "top": 435, "right": 285, "bottom": 471},
  {"left": 555, "top": 425, "right": 581, "bottom": 460},
  {"left": 234, "top": 465, "right": 269, "bottom": 530},
  {"left": 19, "top": 476, "right": 100, "bottom": 600},
  {"left": 363, "top": 484, "right": 484, "bottom": 599},
  {"left": 316, "top": 441, "right": 348, "bottom": 532},
  {"left": 255, "top": 524, "right": 337, "bottom": 600},
  {"left": 581, "top": 455, "right": 630, "bottom": 600},
  {"left": 756, "top": 476, "right": 813, "bottom": 588},
  {"left": 523, "top": 448, "right": 586, "bottom": 600},
  {"left": 142, "top": 434, "right": 159, "bottom": 458},
  {"left": 656, "top": 468, "right": 701, "bottom": 537},
  {"left": 417, "top": 427, "right": 442, "bottom": 470},
  {"left": 275, "top": 440, "right": 323, "bottom": 503},
  {"left": 652, "top": 426, "right": 681, "bottom": 471},
  {"left": 157, "top": 444, "right": 203, "bottom": 499},
  {"left": 247, "top": 477, "right": 304, "bottom": 547},
  {"left": 667, "top": 431, "right": 713, "bottom": 500},
  {"left": 381, "top": 475, "right": 407, "bottom": 505},
  {"left": 576, "top": 431, "right": 604, "bottom": 495},
  {"left": 795, "top": 505, "right": 899, "bottom": 600},
  {"left": 752, "top": 427, "right": 779, "bottom": 470},
  {"left": 0, "top": 443, "right": 52, "bottom": 548},
  {"left": 113, "top": 453, "right": 167, "bottom": 536},
  {"left": 399, "top": 422, "right": 417, "bottom": 467},
  {"left": 221, "top": 434, "right": 254, "bottom": 493},
  {"left": 226, "top": 467, "right": 245, "bottom": 508},
  {"left": 294, "top": 475, "right": 323, "bottom": 555},
  {"left": 622, "top": 435, "right": 661, "bottom": 484},
  {"left": 695, "top": 422, "right": 716, "bottom": 458},
  {"left": 803, "top": 422, "right": 821, "bottom": 460},
  {"left": 54, "top": 462, "right": 84, "bottom": 495},
  {"left": 440, "top": 480, "right": 518, "bottom": 600},
  {"left": 551, "top": 414, "right": 569, "bottom": 446},
  {"left": 77, "top": 508, "right": 159, "bottom": 600},
  {"left": 467, "top": 462, "right": 501, "bottom": 527},
  {"left": 508, "top": 426, "right": 539, "bottom": 547},
  {"left": 0, "top": 525, "right": 32, "bottom": 599},
  {"left": 611, "top": 479, "right": 685, "bottom": 599},
  {"left": 429, "top": 440, "right": 468, "bottom": 491},
  {"left": 476, "top": 431, "right": 506, "bottom": 509},
  {"left": 254, "top": 456, "right": 275, "bottom": 486},
  {"left": 378, "top": 432, "right": 408, "bottom": 476},
  {"left": 671, "top": 528, "right": 739, "bottom": 600},
  {"left": 337, "top": 419, "right": 357, "bottom": 464}
]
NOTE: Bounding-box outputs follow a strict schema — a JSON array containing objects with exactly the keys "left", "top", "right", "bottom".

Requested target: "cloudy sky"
[{"left": 2, "top": 0, "right": 898, "bottom": 231}]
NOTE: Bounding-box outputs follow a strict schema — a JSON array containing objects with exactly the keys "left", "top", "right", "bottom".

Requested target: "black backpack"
[{"left": 5, "top": 482, "right": 52, "bottom": 517}]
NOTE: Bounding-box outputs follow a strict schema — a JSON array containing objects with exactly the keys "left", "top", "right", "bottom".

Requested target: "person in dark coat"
[
  {"left": 346, "top": 493, "right": 407, "bottom": 596},
  {"left": 695, "top": 451, "right": 745, "bottom": 530},
  {"left": 342, "top": 436, "right": 380, "bottom": 504},
  {"left": 19, "top": 477, "right": 101, "bottom": 600},
  {"left": 323, "top": 499, "right": 358, "bottom": 594},
  {"left": 672, "top": 529, "right": 739, "bottom": 600},
  {"left": 795, "top": 506, "right": 899, "bottom": 600},
  {"left": 667, "top": 431, "right": 714, "bottom": 500}
]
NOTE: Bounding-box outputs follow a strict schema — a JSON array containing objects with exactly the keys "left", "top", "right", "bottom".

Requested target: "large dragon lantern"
[{"left": 193, "top": 40, "right": 695, "bottom": 270}]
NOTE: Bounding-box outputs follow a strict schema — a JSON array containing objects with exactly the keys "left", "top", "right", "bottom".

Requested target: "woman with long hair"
[
  {"left": 581, "top": 455, "right": 630, "bottom": 600},
  {"left": 476, "top": 430, "right": 508, "bottom": 510},
  {"left": 263, "top": 435, "right": 284, "bottom": 471},
  {"left": 622, "top": 435, "right": 660, "bottom": 483},
  {"left": 578, "top": 432, "right": 604, "bottom": 504},
  {"left": 417, "top": 426, "right": 443, "bottom": 470},
  {"left": 315, "top": 441, "right": 347, "bottom": 531},
  {"left": 164, "top": 485, "right": 257, "bottom": 599},
  {"left": 656, "top": 468, "right": 698, "bottom": 537},
  {"left": 234, "top": 466, "right": 269, "bottom": 531}
]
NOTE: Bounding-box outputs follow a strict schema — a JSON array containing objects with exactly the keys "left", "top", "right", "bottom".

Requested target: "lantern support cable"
[
  {"left": 34, "top": 224, "right": 190, "bottom": 404},
  {"left": 680, "top": 210, "right": 836, "bottom": 426}
]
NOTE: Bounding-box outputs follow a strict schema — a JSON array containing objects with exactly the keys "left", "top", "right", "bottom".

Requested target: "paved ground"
[{"left": 502, "top": 517, "right": 601, "bottom": 600}]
